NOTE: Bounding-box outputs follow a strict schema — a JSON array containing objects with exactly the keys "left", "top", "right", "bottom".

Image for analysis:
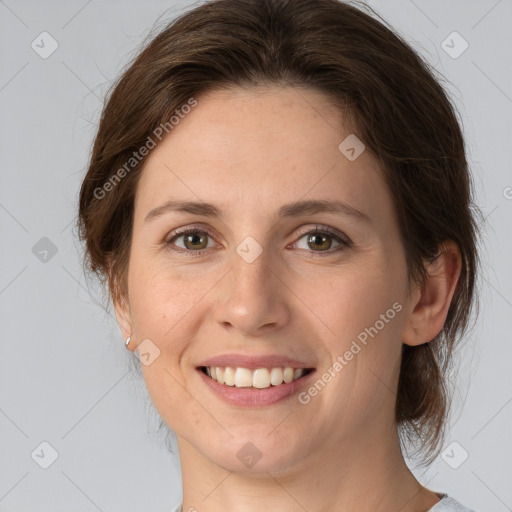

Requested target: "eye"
[
  {"left": 292, "top": 225, "right": 352, "bottom": 254},
  {"left": 165, "top": 224, "right": 352, "bottom": 256},
  {"left": 166, "top": 227, "right": 216, "bottom": 254}
]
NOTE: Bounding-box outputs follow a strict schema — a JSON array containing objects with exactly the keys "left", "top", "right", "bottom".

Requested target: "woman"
[{"left": 78, "top": 0, "right": 480, "bottom": 510}]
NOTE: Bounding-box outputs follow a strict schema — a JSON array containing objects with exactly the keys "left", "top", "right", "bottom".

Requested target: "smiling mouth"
[{"left": 199, "top": 366, "right": 315, "bottom": 389}]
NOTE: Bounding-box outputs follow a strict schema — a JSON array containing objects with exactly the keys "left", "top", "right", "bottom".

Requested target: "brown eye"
[
  {"left": 306, "top": 233, "right": 335, "bottom": 251},
  {"left": 183, "top": 232, "right": 208, "bottom": 250},
  {"left": 166, "top": 225, "right": 351, "bottom": 257},
  {"left": 168, "top": 229, "right": 213, "bottom": 252},
  {"left": 292, "top": 226, "right": 352, "bottom": 255}
]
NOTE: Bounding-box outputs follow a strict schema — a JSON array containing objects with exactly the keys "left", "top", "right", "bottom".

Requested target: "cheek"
[
  {"left": 318, "top": 269, "right": 405, "bottom": 417},
  {"left": 309, "top": 263, "right": 405, "bottom": 341},
  {"left": 314, "top": 264, "right": 407, "bottom": 402},
  {"left": 127, "top": 255, "right": 201, "bottom": 344},
  {"left": 126, "top": 254, "right": 233, "bottom": 379}
]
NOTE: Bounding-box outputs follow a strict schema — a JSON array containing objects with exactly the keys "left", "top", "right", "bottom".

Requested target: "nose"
[{"left": 212, "top": 245, "right": 291, "bottom": 337}]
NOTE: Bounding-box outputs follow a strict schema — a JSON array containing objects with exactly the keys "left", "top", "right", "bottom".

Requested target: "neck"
[{"left": 176, "top": 418, "right": 441, "bottom": 512}]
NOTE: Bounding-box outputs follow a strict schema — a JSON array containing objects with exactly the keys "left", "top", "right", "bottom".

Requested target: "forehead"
[{"left": 134, "top": 86, "right": 393, "bottom": 224}]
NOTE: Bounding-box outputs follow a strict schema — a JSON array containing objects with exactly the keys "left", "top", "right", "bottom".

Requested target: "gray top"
[
  {"left": 171, "top": 493, "right": 477, "bottom": 511},
  {"left": 430, "top": 494, "right": 478, "bottom": 511}
]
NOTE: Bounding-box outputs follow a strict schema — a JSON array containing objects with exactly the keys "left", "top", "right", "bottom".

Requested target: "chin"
[{"left": 199, "top": 432, "right": 312, "bottom": 476}]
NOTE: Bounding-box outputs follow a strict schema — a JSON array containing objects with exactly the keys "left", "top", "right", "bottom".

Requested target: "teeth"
[
  {"left": 253, "top": 368, "right": 270, "bottom": 389},
  {"left": 234, "top": 367, "right": 253, "bottom": 387},
  {"left": 293, "top": 368, "right": 305, "bottom": 380},
  {"left": 270, "top": 367, "right": 284, "bottom": 385},
  {"left": 283, "top": 367, "right": 294, "bottom": 383},
  {"left": 203, "top": 366, "right": 308, "bottom": 389},
  {"left": 224, "top": 367, "right": 236, "bottom": 386}
]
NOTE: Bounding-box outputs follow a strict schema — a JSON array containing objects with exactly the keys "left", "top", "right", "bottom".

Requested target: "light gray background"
[{"left": 1, "top": 0, "right": 511, "bottom": 510}]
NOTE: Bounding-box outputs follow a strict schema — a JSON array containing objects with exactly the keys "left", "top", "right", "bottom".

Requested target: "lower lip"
[{"left": 197, "top": 368, "right": 316, "bottom": 407}]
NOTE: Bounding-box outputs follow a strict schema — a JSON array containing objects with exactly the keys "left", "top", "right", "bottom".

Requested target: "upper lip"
[{"left": 198, "top": 353, "right": 315, "bottom": 369}]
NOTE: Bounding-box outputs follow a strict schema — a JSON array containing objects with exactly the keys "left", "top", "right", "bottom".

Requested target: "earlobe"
[{"left": 402, "top": 241, "right": 462, "bottom": 347}]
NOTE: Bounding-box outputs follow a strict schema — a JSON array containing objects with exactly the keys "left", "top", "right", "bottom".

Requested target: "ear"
[
  {"left": 402, "top": 240, "right": 462, "bottom": 346},
  {"left": 107, "top": 259, "right": 134, "bottom": 347},
  {"left": 113, "top": 293, "right": 134, "bottom": 346}
]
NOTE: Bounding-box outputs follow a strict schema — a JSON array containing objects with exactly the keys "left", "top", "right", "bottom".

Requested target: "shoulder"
[{"left": 430, "top": 494, "right": 478, "bottom": 512}]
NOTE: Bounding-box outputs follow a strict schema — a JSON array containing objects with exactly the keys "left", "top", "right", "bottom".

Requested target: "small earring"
[{"left": 125, "top": 336, "right": 132, "bottom": 348}]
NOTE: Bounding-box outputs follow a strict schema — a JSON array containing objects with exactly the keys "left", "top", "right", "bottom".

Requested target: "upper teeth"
[{"left": 205, "top": 366, "right": 306, "bottom": 388}]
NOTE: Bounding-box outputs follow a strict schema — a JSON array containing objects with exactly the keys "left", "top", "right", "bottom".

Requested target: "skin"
[{"left": 114, "top": 85, "right": 462, "bottom": 512}]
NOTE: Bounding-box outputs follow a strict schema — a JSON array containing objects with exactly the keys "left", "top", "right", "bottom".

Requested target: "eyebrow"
[{"left": 144, "top": 198, "right": 371, "bottom": 224}]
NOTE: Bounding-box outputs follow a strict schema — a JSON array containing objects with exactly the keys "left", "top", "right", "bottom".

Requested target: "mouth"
[
  {"left": 195, "top": 354, "right": 317, "bottom": 406},
  {"left": 199, "top": 365, "right": 315, "bottom": 389}
]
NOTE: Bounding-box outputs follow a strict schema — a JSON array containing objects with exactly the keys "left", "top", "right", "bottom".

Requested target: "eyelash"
[{"left": 165, "top": 224, "right": 353, "bottom": 258}]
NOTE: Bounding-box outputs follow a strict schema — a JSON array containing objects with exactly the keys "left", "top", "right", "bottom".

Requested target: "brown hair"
[{"left": 78, "top": 0, "right": 480, "bottom": 465}]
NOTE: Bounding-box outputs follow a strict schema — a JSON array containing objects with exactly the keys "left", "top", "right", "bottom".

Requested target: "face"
[{"left": 117, "top": 85, "right": 413, "bottom": 475}]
